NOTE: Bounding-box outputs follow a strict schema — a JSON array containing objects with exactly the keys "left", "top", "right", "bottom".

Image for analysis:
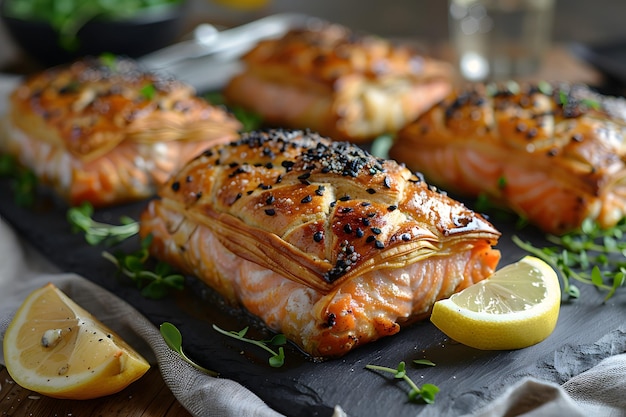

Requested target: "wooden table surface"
[
  {"left": 0, "top": 366, "right": 192, "bottom": 416},
  {"left": 0, "top": 42, "right": 610, "bottom": 417}
]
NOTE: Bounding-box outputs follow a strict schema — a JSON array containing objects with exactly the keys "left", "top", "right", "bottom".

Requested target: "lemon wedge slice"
[
  {"left": 3, "top": 283, "right": 150, "bottom": 399},
  {"left": 430, "top": 256, "right": 561, "bottom": 350}
]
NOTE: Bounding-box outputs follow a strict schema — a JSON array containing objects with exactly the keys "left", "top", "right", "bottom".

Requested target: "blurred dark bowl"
[{"left": 0, "top": 1, "right": 188, "bottom": 68}]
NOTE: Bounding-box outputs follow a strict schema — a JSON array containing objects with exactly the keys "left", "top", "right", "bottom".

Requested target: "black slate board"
[{"left": 1, "top": 179, "right": 625, "bottom": 417}]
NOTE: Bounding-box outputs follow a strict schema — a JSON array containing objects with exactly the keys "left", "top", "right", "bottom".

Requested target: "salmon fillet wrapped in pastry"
[
  {"left": 139, "top": 129, "right": 501, "bottom": 358},
  {"left": 0, "top": 55, "right": 241, "bottom": 207},
  {"left": 223, "top": 23, "right": 453, "bottom": 144},
  {"left": 390, "top": 81, "right": 626, "bottom": 235}
]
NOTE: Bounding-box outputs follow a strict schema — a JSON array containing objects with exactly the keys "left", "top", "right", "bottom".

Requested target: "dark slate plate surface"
[{"left": 1, "top": 179, "right": 625, "bottom": 417}]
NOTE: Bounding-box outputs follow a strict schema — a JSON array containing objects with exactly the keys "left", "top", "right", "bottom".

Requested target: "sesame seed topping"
[
  {"left": 301, "top": 195, "right": 312, "bottom": 204},
  {"left": 313, "top": 231, "right": 324, "bottom": 242},
  {"left": 171, "top": 181, "right": 180, "bottom": 191},
  {"left": 265, "top": 208, "right": 276, "bottom": 216}
]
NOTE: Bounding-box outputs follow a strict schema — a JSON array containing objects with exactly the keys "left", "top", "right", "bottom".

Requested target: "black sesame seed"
[
  {"left": 401, "top": 233, "right": 411, "bottom": 241},
  {"left": 301, "top": 195, "right": 312, "bottom": 204},
  {"left": 315, "top": 186, "right": 325, "bottom": 196},
  {"left": 341, "top": 207, "right": 353, "bottom": 214},
  {"left": 266, "top": 195, "right": 275, "bottom": 205},
  {"left": 362, "top": 218, "right": 370, "bottom": 226},
  {"left": 171, "top": 181, "right": 180, "bottom": 191},
  {"left": 339, "top": 195, "right": 351, "bottom": 201},
  {"left": 387, "top": 205, "right": 397, "bottom": 211},
  {"left": 313, "top": 231, "right": 324, "bottom": 242},
  {"left": 343, "top": 224, "right": 353, "bottom": 234},
  {"left": 374, "top": 240, "right": 384, "bottom": 249},
  {"left": 371, "top": 227, "right": 381, "bottom": 235},
  {"left": 355, "top": 228, "right": 364, "bottom": 238},
  {"left": 234, "top": 193, "right": 242, "bottom": 201},
  {"left": 366, "top": 188, "right": 376, "bottom": 194},
  {"left": 282, "top": 160, "right": 295, "bottom": 171},
  {"left": 366, "top": 236, "right": 376, "bottom": 243},
  {"left": 383, "top": 176, "right": 391, "bottom": 188},
  {"left": 186, "top": 175, "right": 193, "bottom": 183},
  {"left": 361, "top": 202, "right": 371, "bottom": 207},
  {"left": 265, "top": 208, "right": 276, "bottom": 216},
  {"left": 298, "top": 172, "right": 311, "bottom": 180}
]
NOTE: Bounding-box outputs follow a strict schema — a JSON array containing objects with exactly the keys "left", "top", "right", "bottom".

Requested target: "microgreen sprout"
[
  {"left": 212, "top": 324, "right": 287, "bottom": 367},
  {"left": 102, "top": 235, "right": 185, "bottom": 299},
  {"left": 67, "top": 202, "right": 139, "bottom": 246},
  {"left": 140, "top": 83, "right": 157, "bottom": 100},
  {"left": 365, "top": 361, "right": 439, "bottom": 404},
  {"left": 203, "top": 92, "right": 263, "bottom": 132},
  {"left": 513, "top": 217, "right": 626, "bottom": 301},
  {"left": 160, "top": 322, "right": 218, "bottom": 376},
  {"left": 0, "top": 154, "right": 38, "bottom": 207},
  {"left": 413, "top": 359, "right": 436, "bottom": 367}
]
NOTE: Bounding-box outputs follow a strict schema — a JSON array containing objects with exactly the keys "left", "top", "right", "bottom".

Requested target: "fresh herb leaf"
[
  {"left": 413, "top": 359, "right": 436, "bottom": 367},
  {"left": 67, "top": 202, "right": 139, "bottom": 246},
  {"left": 366, "top": 361, "right": 440, "bottom": 404},
  {"left": 212, "top": 324, "right": 286, "bottom": 367},
  {"left": 512, "top": 217, "right": 626, "bottom": 301},
  {"left": 140, "top": 83, "right": 157, "bottom": 100},
  {"left": 203, "top": 92, "right": 263, "bottom": 132},
  {"left": 0, "top": 154, "right": 38, "bottom": 207},
  {"left": 102, "top": 235, "right": 184, "bottom": 299},
  {"left": 160, "top": 322, "right": 218, "bottom": 376}
]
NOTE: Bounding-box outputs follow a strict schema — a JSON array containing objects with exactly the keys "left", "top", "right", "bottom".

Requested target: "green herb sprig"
[
  {"left": 160, "top": 322, "right": 218, "bottom": 376},
  {"left": 212, "top": 324, "right": 287, "bottom": 368},
  {"left": 365, "top": 361, "right": 440, "bottom": 404},
  {"left": 513, "top": 217, "right": 626, "bottom": 301},
  {"left": 0, "top": 154, "right": 38, "bottom": 207},
  {"left": 102, "top": 235, "right": 184, "bottom": 299},
  {"left": 67, "top": 202, "right": 139, "bottom": 246},
  {"left": 203, "top": 92, "right": 263, "bottom": 132}
]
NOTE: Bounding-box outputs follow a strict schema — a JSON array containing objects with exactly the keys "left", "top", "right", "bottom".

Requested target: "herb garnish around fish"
[
  {"left": 66, "top": 203, "right": 183, "bottom": 298},
  {"left": 67, "top": 202, "right": 139, "bottom": 246},
  {"left": 513, "top": 218, "right": 626, "bottom": 301},
  {"left": 203, "top": 92, "right": 263, "bottom": 132},
  {"left": 102, "top": 235, "right": 185, "bottom": 299},
  {"left": 160, "top": 322, "right": 219, "bottom": 376},
  {"left": 212, "top": 324, "right": 287, "bottom": 368},
  {"left": 0, "top": 154, "right": 37, "bottom": 207},
  {"left": 365, "top": 361, "right": 440, "bottom": 404}
]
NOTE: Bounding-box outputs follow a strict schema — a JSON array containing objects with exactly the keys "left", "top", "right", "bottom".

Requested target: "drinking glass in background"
[{"left": 448, "top": 0, "right": 555, "bottom": 81}]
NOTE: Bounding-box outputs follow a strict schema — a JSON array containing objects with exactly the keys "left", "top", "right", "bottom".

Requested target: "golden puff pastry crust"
[
  {"left": 0, "top": 55, "right": 241, "bottom": 207},
  {"left": 223, "top": 23, "right": 453, "bottom": 143},
  {"left": 390, "top": 81, "right": 626, "bottom": 235},
  {"left": 140, "top": 129, "right": 501, "bottom": 357}
]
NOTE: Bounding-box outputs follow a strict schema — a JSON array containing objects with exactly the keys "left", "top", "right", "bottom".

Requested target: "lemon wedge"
[
  {"left": 430, "top": 256, "right": 561, "bottom": 350},
  {"left": 3, "top": 283, "right": 150, "bottom": 399}
]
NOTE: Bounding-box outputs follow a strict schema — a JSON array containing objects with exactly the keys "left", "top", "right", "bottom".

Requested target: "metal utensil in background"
[{"left": 139, "top": 13, "right": 314, "bottom": 92}]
